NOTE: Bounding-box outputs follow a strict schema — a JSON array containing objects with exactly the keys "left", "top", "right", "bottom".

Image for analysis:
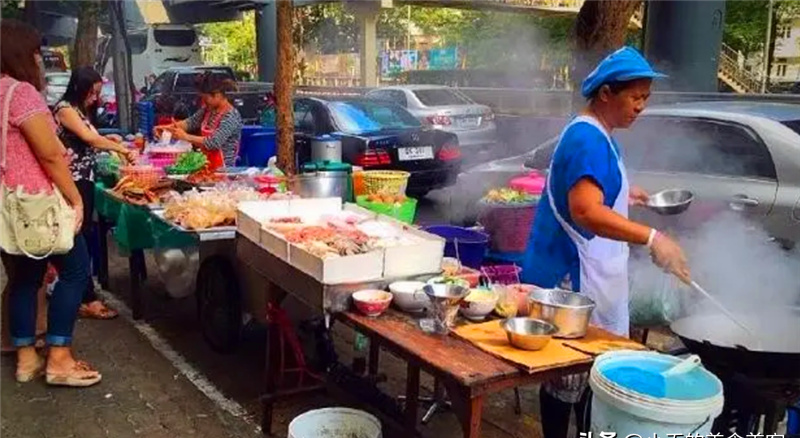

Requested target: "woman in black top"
[{"left": 53, "top": 67, "right": 135, "bottom": 320}]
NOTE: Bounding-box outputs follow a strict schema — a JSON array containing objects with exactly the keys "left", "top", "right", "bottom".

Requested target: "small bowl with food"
[
  {"left": 460, "top": 288, "right": 499, "bottom": 321},
  {"left": 352, "top": 290, "right": 393, "bottom": 317},
  {"left": 388, "top": 281, "right": 428, "bottom": 313},
  {"left": 427, "top": 276, "right": 471, "bottom": 289}
]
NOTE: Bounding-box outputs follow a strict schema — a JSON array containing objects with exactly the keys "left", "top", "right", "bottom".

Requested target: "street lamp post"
[{"left": 762, "top": 0, "right": 775, "bottom": 93}]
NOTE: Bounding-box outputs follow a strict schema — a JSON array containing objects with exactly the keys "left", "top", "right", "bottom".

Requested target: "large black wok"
[{"left": 670, "top": 309, "right": 800, "bottom": 380}]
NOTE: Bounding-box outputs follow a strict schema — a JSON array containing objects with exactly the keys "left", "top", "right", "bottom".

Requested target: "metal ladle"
[{"left": 689, "top": 280, "right": 757, "bottom": 339}]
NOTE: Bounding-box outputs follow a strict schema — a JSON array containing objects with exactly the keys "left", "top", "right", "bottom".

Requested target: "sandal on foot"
[
  {"left": 79, "top": 302, "right": 119, "bottom": 320},
  {"left": 46, "top": 360, "right": 102, "bottom": 387},
  {"left": 16, "top": 356, "right": 45, "bottom": 383}
]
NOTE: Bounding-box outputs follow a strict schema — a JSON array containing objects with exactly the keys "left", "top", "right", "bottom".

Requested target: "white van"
[{"left": 102, "top": 24, "right": 202, "bottom": 91}]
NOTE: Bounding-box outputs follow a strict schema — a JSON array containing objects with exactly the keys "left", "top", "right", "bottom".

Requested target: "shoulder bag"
[{"left": 0, "top": 80, "right": 76, "bottom": 259}]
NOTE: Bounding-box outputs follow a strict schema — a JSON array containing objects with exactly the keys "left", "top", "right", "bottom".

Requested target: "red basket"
[{"left": 477, "top": 201, "right": 537, "bottom": 253}]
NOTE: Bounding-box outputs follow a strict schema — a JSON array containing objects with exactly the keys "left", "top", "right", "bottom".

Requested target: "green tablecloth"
[{"left": 94, "top": 183, "right": 196, "bottom": 251}]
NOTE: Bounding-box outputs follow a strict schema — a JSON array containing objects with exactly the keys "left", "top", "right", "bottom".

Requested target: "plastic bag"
[
  {"left": 628, "top": 253, "right": 688, "bottom": 327},
  {"left": 154, "top": 247, "right": 199, "bottom": 299}
]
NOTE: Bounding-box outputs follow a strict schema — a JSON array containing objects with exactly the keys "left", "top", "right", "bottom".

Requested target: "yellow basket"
[{"left": 362, "top": 171, "right": 410, "bottom": 196}]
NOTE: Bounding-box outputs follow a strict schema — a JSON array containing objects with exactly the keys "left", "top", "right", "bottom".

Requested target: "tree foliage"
[
  {"left": 724, "top": 0, "right": 800, "bottom": 56},
  {"left": 1, "top": 0, "right": 23, "bottom": 19},
  {"left": 199, "top": 12, "right": 257, "bottom": 75}
]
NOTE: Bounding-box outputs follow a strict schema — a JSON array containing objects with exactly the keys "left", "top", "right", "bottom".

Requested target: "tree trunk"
[
  {"left": 275, "top": 0, "right": 296, "bottom": 175},
  {"left": 573, "top": 0, "right": 642, "bottom": 94},
  {"left": 765, "top": 4, "right": 779, "bottom": 92},
  {"left": 23, "top": 0, "right": 38, "bottom": 26},
  {"left": 72, "top": 0, "right": 100, "bottom": 69}
]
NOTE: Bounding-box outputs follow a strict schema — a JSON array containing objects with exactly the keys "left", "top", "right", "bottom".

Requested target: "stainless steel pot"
[
  {"left": 288, "top": 172, "right": 348, "bottom": 201},
  {"left": 310, "top": 136, "right": 342, "bottom": 162},
  {"left": 528, "top": 288, "right": 595, "bottom": 339}
]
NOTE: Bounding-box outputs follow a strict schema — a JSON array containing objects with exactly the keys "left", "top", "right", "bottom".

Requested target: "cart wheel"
[{"left": 196, "top": 255, "right": 242, "bottom": 354}]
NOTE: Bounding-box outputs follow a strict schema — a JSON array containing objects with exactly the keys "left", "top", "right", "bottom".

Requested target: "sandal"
[
  {"left": 79, "top": 301, "right": 119, "bottom": 320},
  {"left": 46, "top": 360, "right": 102, "bottom": 387},
  {"left": 16, "top": 355, "right": 45, "bottom": 383}
]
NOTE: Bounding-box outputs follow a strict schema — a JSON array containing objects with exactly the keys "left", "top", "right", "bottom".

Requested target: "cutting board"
[{"left": 452, "top": 321, "right": 647, "bottom": 374}]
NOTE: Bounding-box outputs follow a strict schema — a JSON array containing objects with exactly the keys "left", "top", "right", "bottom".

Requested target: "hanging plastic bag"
[
  {"left": 154, "top": 247, "right": 199, "bottom": 299},
  {"left": 628, "top": 252, "right": 688, "bottom": 327}
]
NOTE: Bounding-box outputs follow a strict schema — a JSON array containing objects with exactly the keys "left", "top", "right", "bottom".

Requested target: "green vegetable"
[{"left": 166, "top": 151, "right": 208, "bottom": 175}]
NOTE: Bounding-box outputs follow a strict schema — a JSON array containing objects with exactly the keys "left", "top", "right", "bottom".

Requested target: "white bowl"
[
  {"left": 352, "top": 290, "right": 393, "bottom": 317},
  {"left": 460, "top": 289, "right": 499, "bottom": 321},
  {"left": 388, "top": 281, "right": 428, "bottom": 313}
]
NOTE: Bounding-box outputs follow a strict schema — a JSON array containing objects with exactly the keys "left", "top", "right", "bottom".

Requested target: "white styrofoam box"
[
  {"left": 381, "top": 223, "right": 445, "bottom": 278},
  {"left": 287, "top": 198, "right": 342, "bottom": 223},
  {"left": 289, "top": 244, "right": 385, "bottom": 285},
  {"left": 343, "top": 203, "right": 378, "bottom": 221},
  {"left": 237, "top": 200, "right": 291, "bottom": 243},
  {"left": 259, "top": 227, "right": 290, "bottom": 262}
]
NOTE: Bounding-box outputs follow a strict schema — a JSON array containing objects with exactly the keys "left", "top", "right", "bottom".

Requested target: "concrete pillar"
[
  {"left": 256, "top": 0, "right": 278, "bottom": 83},
  {"left": 643, "top": 0, "right": 726, "bottom": 92},
  {"left": 347, "top": 1, "right": 392, "bottom": 87}
]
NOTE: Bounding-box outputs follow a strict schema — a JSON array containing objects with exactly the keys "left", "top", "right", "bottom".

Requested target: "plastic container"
[
  {"left": 589, "top": 350, "right": 724, "bottom": 437},
  {"left": 288, "top": 407, "right": 382, "bottom": 438},
  {"left": 481, "top": 265, "right": 523, "bottom": 285},
  {"left": 789, "top": 401, "right": 800, "bottom": 435},
  {"left": 238, "top": 125, "right": 276, "bottom": 167},
  {"left": 422, "top": 226, "right": 488, "bottom": 269},
  {"left": 510, "top": 171, "right": 546, "bottom": 195},
  {"left": 356, "top": 196, "right": 417, "bottom": 224}
]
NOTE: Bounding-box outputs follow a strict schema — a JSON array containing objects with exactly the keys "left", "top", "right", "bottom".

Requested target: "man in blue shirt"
[{"left": 522, "top": 47, "right": 691, "bottom": 438}]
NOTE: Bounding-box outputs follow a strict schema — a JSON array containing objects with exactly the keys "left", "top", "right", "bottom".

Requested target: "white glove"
[{"left": 649, "top": 230, "right": 691, "bottom": 284}]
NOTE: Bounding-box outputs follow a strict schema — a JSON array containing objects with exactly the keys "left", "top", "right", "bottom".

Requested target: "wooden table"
[{"left": 336, "top": 310, "right": 595, "bottom": 438}]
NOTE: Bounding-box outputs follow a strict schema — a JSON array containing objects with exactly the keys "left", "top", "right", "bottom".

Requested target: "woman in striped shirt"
[{"left": 157, "top": 72, "right": 242, "bottom": 168}]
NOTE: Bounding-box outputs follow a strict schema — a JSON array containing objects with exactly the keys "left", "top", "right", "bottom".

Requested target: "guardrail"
[{"left": 297, "top": 86, "right": 800, "bottom": 116}]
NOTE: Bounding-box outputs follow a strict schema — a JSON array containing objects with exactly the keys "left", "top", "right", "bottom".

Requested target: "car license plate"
[
  {"left": 398, "top": 146, "right": 434, "bottom": 161},
  {"left": 458, "top": 117, "right": 480, "bottom": 128}
]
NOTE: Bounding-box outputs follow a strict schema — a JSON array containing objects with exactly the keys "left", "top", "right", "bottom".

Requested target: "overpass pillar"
[
  {"left": 256, "top": 0, "right": 277, "bottom": 82},
  {"left": 348, "top": 1, "right": 392, "bottom": 87},
  {"left": 643, "top": 0, "right": 725, "bottom": 92}
]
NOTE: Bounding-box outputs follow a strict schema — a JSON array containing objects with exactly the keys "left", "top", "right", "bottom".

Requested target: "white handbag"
[{"left": 0, "top": 80, "right": 76, "bottom": 259}]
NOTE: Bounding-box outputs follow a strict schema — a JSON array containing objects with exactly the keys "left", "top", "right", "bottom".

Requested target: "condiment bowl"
[
  {"left": 502, "top": 317, "right": 558, "bottom": 351},
  {"left": 352, "top": 290, "right": 393, "bottom": 317},
  {"left": 460, "top": 289, "right": 499, "bottom": 321},
  {"left": 388, "top": 281, "right": 427, "bottom": 313}
]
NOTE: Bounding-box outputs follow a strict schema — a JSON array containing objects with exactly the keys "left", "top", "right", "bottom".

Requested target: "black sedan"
[{"left": 293, "top": 97, "right": 462, "bottom": 196}]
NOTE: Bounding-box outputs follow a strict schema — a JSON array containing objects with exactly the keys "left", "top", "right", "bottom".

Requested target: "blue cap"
[{"left": 581, "top": 46, "right": 666, "bottom": 98}]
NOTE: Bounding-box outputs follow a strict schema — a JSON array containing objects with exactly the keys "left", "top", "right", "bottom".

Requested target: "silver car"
[
  {"left": 45, "top": 72, "right": 70, "bottom": 108},
  {"left": 453, "top": 101, "right": 800, "bottom": 246},
  {"left": 365, "top": 85, "right": 498, "bottom": 154}
]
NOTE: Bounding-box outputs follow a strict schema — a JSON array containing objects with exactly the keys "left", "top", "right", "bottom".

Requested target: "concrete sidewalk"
[{"left": 0, "top": 315, "right": 260, "bottom": 438}]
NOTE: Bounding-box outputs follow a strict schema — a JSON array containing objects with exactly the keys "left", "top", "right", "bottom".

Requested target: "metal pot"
[
  {"left": 528, "top": 288, "right": 595, "bottom": 339},
  {"left": 310, "top": 136, "right": 342, "bottom": 162},
  {"left": 288, "top": 172, "right": 348, "bottom": 201}
]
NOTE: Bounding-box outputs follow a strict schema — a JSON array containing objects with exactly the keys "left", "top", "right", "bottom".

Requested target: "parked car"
[
  {"left": 44, "top": 72, "right": 70, "bottom": 108},
  {"left": 141, "top": 65, "right": 272, "bottom": 125},
  {"left": 293, "top": 97, "right": 462, "bottom": 197},
  {"left": 455, "top": 102, "right": 800, "bottom": 247},
  {"left": 365, "top": 85, "right": 497, "bottom": 158}
]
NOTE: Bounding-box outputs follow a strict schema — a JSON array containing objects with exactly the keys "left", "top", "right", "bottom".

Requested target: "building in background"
[{"left": 771, "top": 16, "right": 800, "bottom": 85}]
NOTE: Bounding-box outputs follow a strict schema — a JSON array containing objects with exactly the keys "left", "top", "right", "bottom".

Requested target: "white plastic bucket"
[
  {"left": 288, "top": 407, "right": 382, "bottom": 438},
  {"left": 589, "top": 350, "right": 724, "bottom": 437}
]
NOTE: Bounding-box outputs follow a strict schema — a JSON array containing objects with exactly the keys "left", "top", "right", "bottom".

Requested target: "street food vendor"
[
  {"left": 521, "top": 47, "right": 691, "bottom": 438},
  {"left": 155, "top": 72, "right": 242, "bottom": 169}
]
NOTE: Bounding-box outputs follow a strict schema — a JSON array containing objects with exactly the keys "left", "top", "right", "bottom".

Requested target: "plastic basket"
[
  {"left": 120, "top": 165, "right": 163, "bottom": 188},
  {"left": 361, "top": 171, "right": 410, "bottom": 196},
  {"left": 356, "top": 196, "right": 417, "bottom": 224},
  {"left": 478, "top": 201, "right": 537, "bottom": 253}
]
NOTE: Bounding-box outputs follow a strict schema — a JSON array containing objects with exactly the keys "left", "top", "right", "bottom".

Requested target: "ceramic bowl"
[
  {"left": 352, "top": 290, "right": 393, "bottom": 317},
  {"left": 388, "top": 281, "right": 428, "bottom": 313}
]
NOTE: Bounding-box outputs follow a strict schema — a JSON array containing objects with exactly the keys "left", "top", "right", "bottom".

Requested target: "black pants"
[
  {"left": 540, "top": 388, "right": 591, "bottom": 438},
  {"left": 76, "top": 179, "right": 97, "bottom": 304}
]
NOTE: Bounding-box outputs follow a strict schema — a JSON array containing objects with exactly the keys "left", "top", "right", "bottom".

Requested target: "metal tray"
[{"left": 150, "top": 210, "right": 236, "bottom": 242}]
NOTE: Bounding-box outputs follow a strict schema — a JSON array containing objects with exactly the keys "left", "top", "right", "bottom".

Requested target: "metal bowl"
[
  {"left": 646, "top": 189, "right": 694, "bottom": 215},
  {"left": 288, "top": 172, "right": 348, "bottom": 201},
  {"left": 528, "top": 288, "right": 595, "bottom": 339},
  {"left": 502, "top": 317, "right": 558, "bottom": 351}
]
